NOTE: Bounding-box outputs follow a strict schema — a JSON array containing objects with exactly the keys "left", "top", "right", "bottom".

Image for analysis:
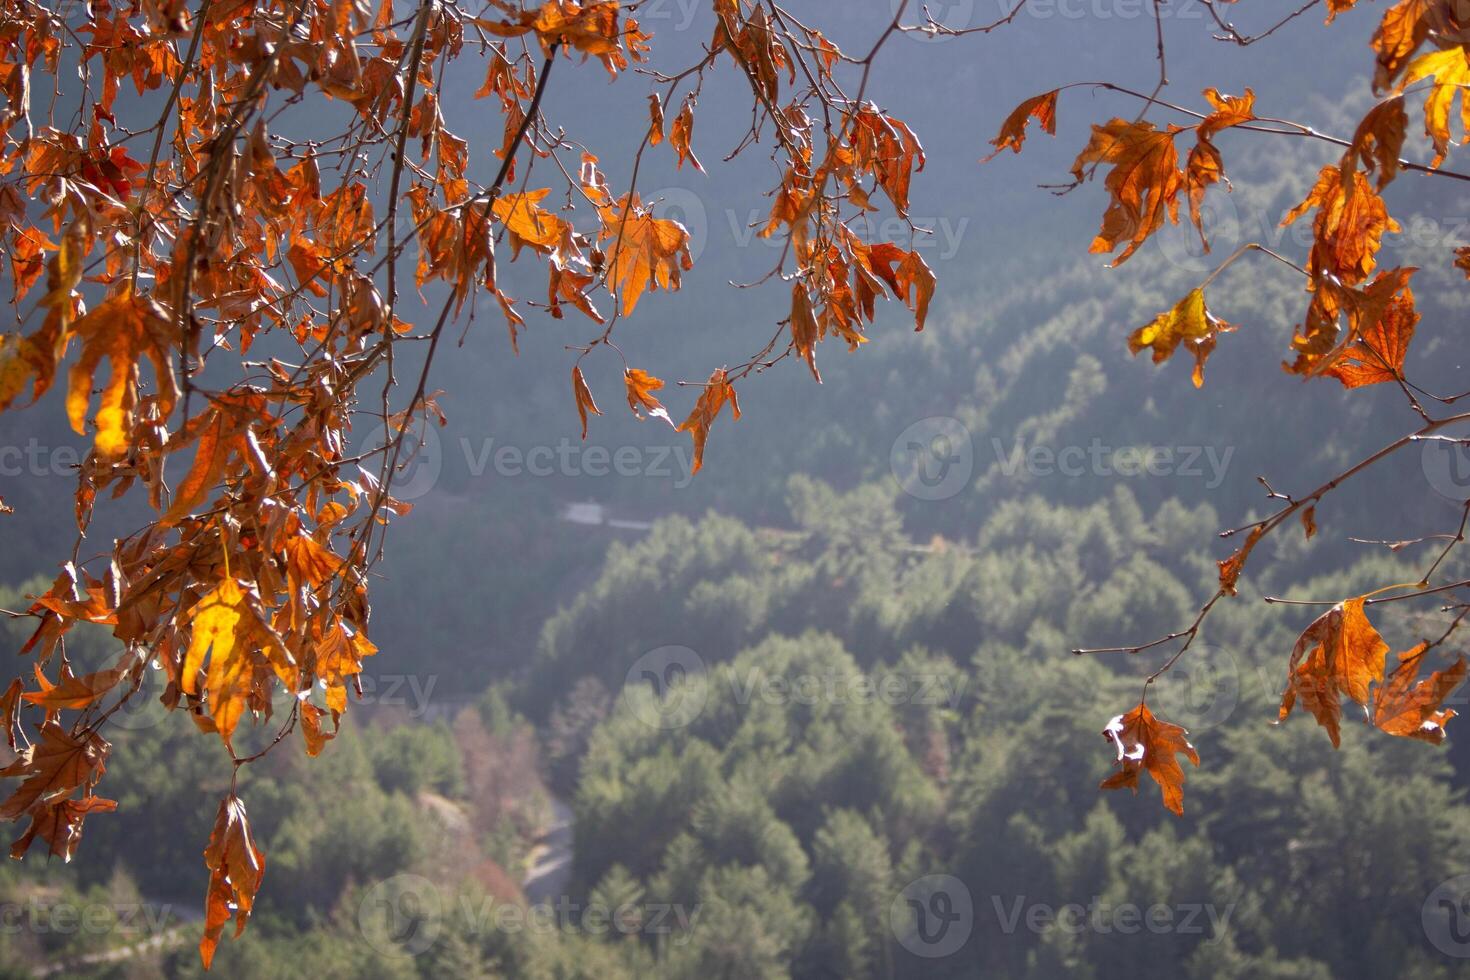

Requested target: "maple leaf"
[
  {"left": 984, "top": 90, "right": 1058, "bottom": 160},
  {"left": 1129, "top": 288, "right": 1235, "bottom": 388},
  {"left": 163, "top": 389, "right": 274, "bottom": 524},
  {"left": 678, "top": 368, "right": 740, "bottom": 474},
  {"left": 1099, "top": 702, "right": 1199, "bottom": 816},
  {"left": 65, "top": 290, "right": 180, "bottom": 462},
  {"left": 624, "top": 367, "right": 671, "bottom": 424},
  {"left": 1185, "top": 88, "right": 1255, "bottom": 245},
  {"left": 599, "top": 198, "right": 693, "bottom": 316},
  {"left": 1288, "top": 266, "right": 1417, "bottom": 377},
  {"left": 1277, "top": 597, "right": 1389, "bottom": 748},
  {"left": 571, "top": 365, "right": 602, "bottom": 439},
  {"left": 493, "top": 189, "right": 569, "bottom": 255},
  {"left": 1343, "top": 96, "right": 1409, "bottom": 188},
  {"left": 200, "top": 794, "right": 265, "bottom": 970},
  {"left": 1325, "top": 279, "right": 1418, "bottom": 387},
  {"left": 1071, "top": 118, "right": 1185, "bottom": 264},
  {"left": 1371, "top": 0, "right": 1433, "bottom": 92},
  {"left": 1399, "top": 45, "right": 1470, "bottom": 166},
  {"left": 181, "top": 579, "right": 289, "bottom": 747},
  {"left": 0, "top": 721, "right": 109, "bottom": 821},
  {"left": 1372, "top": 642, "right": 1467, "bottom": 743},
  {"left": 1283, "top": 165, "right": 1398, "bottom": 284},
  {"left": 479, "top": 1, "right": 642, "bottom": 77},
  {"left": 10, "top": 795, "right": 117, "bottom": 862},
  {"left": 22, "top": 659, "right": 128, "bottom": 712}
]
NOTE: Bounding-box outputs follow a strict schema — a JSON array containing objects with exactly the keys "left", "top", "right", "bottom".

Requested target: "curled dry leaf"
[
  {"left": 200, "top": 795, "right": 265, "bottom": 970},
  {"left": 1277, "top": 597, "right": 1389, "bottom": 748},
  {"left": 1128, "top": 288, "right": 1235, "bottom": 388},
  {"left": 1100, "top": 702, "right": 1199, "bottom": 816},
  {"left": 1372, "top": 642, "right": 1467, "bottom": 743},
  {"left": 572, "top": 365, "right": 602, "bottom": 440}
]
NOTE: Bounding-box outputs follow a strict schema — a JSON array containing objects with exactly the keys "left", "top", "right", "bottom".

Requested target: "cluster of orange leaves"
[
  {"left": 992, "top": 0, "right": 1470, "bottom": 816},
  {"left": 0, "top": 0, "right": 945, "bottom": 965}
]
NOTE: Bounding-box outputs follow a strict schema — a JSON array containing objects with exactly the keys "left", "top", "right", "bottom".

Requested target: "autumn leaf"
[
  {"left": 1325, "top": 278, "right": 1418, "bottom": 387},
  {"left": 1185, "top": 88, "right": 1255, "bottom": 244},
  {"left": 10, "top": 795, "right": 116, "bottom": 862},
  {"left": 493, "top": 189, "right": 569, "bottom": 255},
  {"left": 984, "top": 90, "right": 1058, "bottom": 160},
  {"left": 647, "top": 92, "right": 665, "bottom": 145},
  {"left": 1218, "top": 526, "right": 1263, "bottom": 596},
  {"left": 0, "top": 721, "right": 109, "bottom": 821},
  {"left": 1071, "top": 118, "right": 1185, "bottom": 264},
  {"left": 624, "top": 367, "right": 672, "bottom": 424},
  {"left": 678, "top": 368, "right": 740, "bottom": 475},
  {"left": 1277, "top": 597, "right": 1389, "bottom": 747},
  {"left": 1371, "top": 0, "right": 1433, "bottom": 91},
  {"left": 0, "top": 332, "right": 52, "bottom": 411},
  {"left": 299, "top": 701, "right": 336, "bottom": 757},
  {"left": 572, "top": 365, "right": 602, "bottom": 440},
  {"left": 1343, "top": 96, "right": 1408, "bottom": 188},
  {"left": 1129, "top": 288, "right": 1234, "bottom": 388},
  {"left": 22, "top": 659, "right": 128, "bottom": 712},
  {"left": 1372, "top": 642, "right": 1467, "bottom": 743},
  {"left": 670, "top": 94, "right": 704, "bottom": 172},
  {"left": 1399, "top": 45, "right": 1470, "bottom": 166},
  {"left": 200, "top": 794, "right": 265, "bottom": 970},
  {"left": 1099, "top": 702, "right": 1199, "bottom": 816},
  {"left": 1283, "top": 164, "right": 1397, "bottom": 284},
  {"left": 65, "top": 290, "right": 180, "bottom": 461},
  {"left": 182, "top": 579, "right": 266, "bottom": 747},
  {"left": 599, "top": 199, "right": 693, "bottom": 316},
  {"left": 1302, "top": 506, "right": 1318, "bottom": 540}
]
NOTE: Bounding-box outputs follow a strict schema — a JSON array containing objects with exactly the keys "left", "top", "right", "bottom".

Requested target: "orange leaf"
[
  {"left": 1129, "top": 288, "right": 1235, "bottom": 388},
  {"left": 984, "top": 90, "right": 1058, "bottom": 161},
  {"left": 1099, "top": 703, "right": 1199, "bottom": 816},
  {"left": 670, "top": 94, "right": 704, "bottom": 172},
  {"left": 572, "top": 365, "right": 602, "bottom": 440},
  {"left": 1277, "top": 597, "right": 1390, "bottom": 747},
  {"left": 200, "top": 794, "right": 265, "bottom": 970},
  {"left": 677, "top": 368, "right": 740, "bottom": 475},
  {"left": 1372, "top": 643, "right": 1466, "bottom": 742},
  {"left": 1071, "top": 118, "right": 1185, "bottom": 265},
  {"left": 10, "top": 795, "right": 116, "bottom": 862},
  {"left": 624, "top": 368, "right": 672, "bottom": 424}
]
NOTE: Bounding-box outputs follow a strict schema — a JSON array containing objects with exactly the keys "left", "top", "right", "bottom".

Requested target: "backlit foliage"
[{"left": 2, "top": 0, "right": 1470, "bottom": 963}]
